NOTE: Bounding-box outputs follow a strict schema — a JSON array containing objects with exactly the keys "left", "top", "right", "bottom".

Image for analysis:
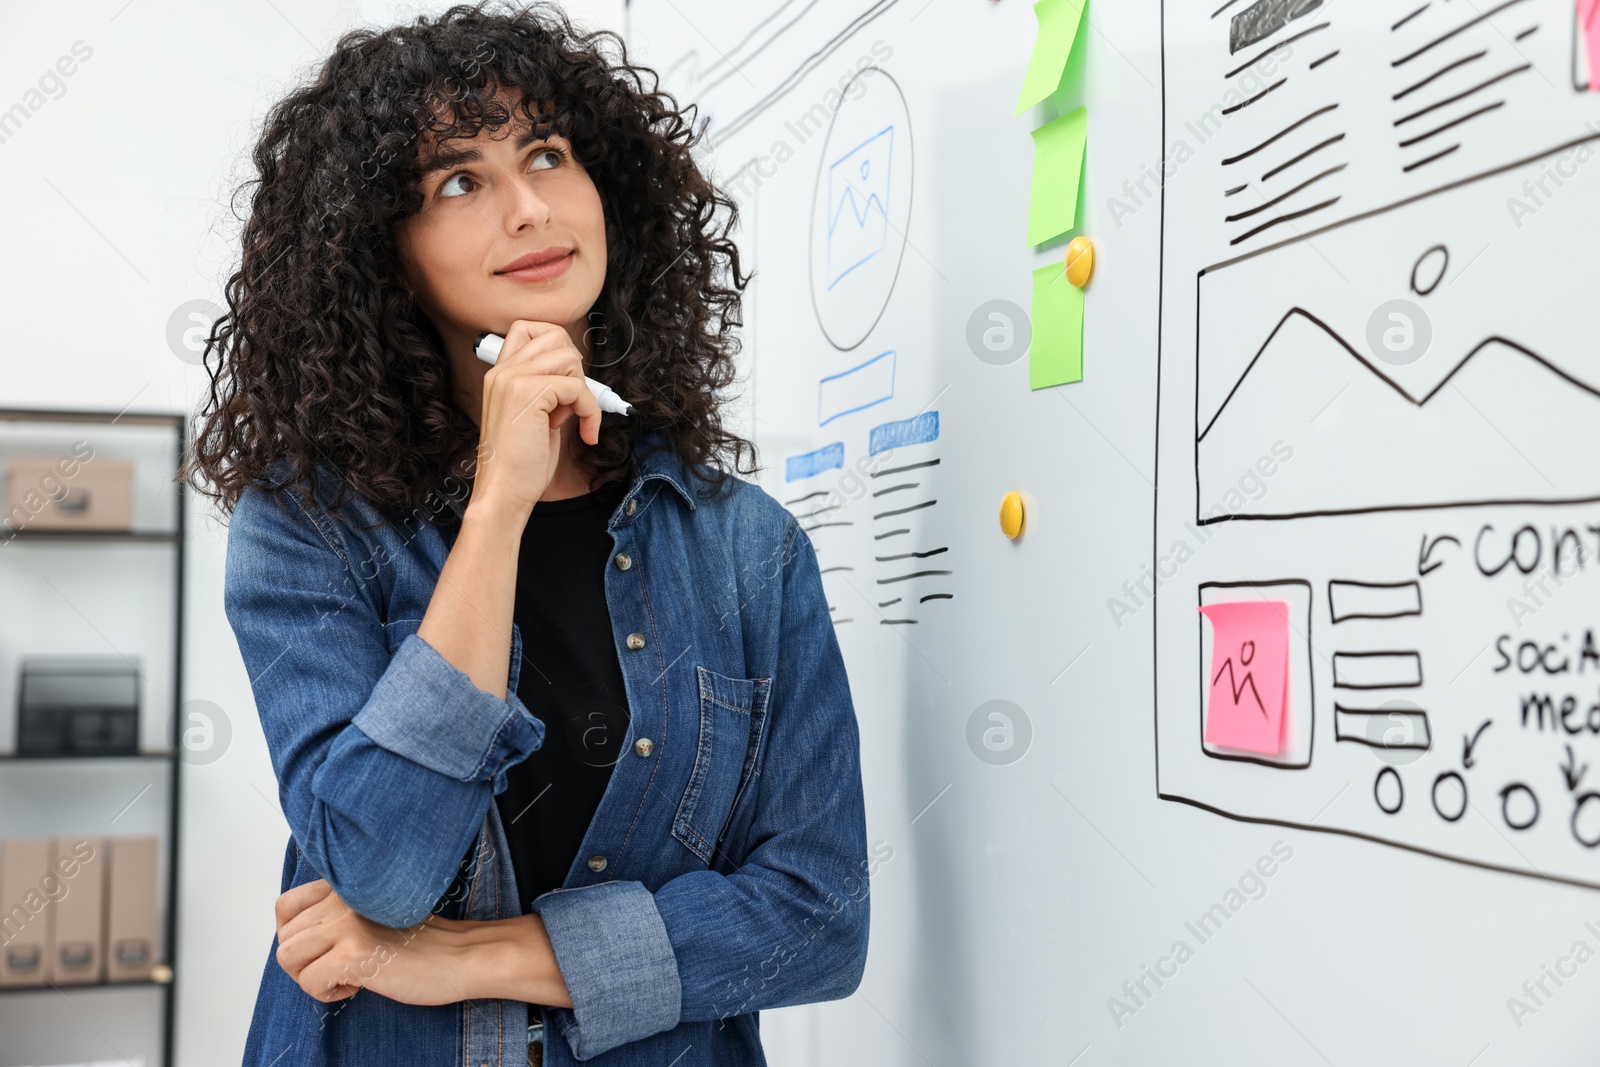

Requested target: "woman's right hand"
[{"left": 468, "top": 319, "right": 603, "bottom": 518}]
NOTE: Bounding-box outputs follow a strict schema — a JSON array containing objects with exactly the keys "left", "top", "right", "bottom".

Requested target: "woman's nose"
[{"left": 499, "top": 169, "right": 554, "bottom": 231}]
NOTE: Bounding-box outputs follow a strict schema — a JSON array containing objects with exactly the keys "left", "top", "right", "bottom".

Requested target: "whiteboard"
[{"left": 629, "top": 0, "right": 1600, "bottom": 1063}]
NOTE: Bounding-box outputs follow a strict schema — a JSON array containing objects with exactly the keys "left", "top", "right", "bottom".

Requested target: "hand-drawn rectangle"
[
  {"left": 1335, "top": 704, "right": 1432, "bottom": 750},
  {"left": 1332, "top": 650, "right": 1422, "bottom": 689},
  {"left": 1198, "top": 580, "right": 1315, "bottom": 768},
  {"left": 1328, "top": 580, "right": 1422, "bottom": 622}
]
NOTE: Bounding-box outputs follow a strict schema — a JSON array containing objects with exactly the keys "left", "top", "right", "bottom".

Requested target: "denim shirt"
[{"left": 225, "top": 428, "right": 869, "bottom": 1066}]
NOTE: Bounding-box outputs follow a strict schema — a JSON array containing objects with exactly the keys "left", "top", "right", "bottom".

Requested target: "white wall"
[{"left": 0, "top": 2, "right": 622, "bottom": 1064}]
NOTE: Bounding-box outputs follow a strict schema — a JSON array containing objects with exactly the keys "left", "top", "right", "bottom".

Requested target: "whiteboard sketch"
[
  {"left": 1155, "top": 0, "right": 1600, "bottom": 888},
  {"left": 634, "top": 0, "right": 951, "bottom": 632},
  {"left": 809, "top": 69, "right": 913, "bottom": 350}
]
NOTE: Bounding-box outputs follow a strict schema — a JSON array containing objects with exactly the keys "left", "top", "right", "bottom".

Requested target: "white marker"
[{"left": 473, "top": 332, "right": 633, "bottom": 416}]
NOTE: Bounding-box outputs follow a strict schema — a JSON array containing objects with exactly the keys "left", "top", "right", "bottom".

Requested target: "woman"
[{"left": 182, "top": 4, "right": 870, "bottom": 1065}]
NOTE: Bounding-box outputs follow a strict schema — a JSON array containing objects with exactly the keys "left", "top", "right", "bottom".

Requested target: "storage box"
[
  {"left": 47, "top": 837, "right": 106, "bottom": 985},
  {"left": 17, "top": 656, "right": 141, "bottom": 757},
  {"left": 0, "top": 838, "right": 51, "bottom": 987},
  {"left": 105, "top": 836, "right": 159, "bottom": 982},
  {"left": 5, "top": 455, "right": 134, "bottom": 532}
]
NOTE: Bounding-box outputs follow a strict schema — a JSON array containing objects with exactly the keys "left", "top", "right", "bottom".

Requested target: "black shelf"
[
  {"left": 0, "top": 405, "right": 186, "bottom": 1067},
  {"left": 2, "top": 529, "right": 180, "bottom": 545},
  {"left": 0, "top": 977, "right": 171, "bottom": 997},
  {"left": 0, "top": 750, "right": 176, "bottom": 762},
  {"left": 0, "top": 407, "right": 183, "bottom": 428}
]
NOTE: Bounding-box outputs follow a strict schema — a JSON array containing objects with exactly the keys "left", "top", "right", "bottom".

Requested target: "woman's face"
[{"left": 393, "top": 91, "right": 608, "bottom": 360}]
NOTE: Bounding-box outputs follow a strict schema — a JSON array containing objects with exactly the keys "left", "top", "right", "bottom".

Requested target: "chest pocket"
[{"left": 674, "top": 665, "right": 772, "bottom": 865}]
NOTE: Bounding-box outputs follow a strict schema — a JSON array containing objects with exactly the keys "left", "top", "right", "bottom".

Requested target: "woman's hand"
[
  {"left": 470, "top": 319, "right": 603, "bottom": 518},
  {"left": 274, "top": 879, "right": 575, "bottom": 1008},
  {"left": 274, "top": 879, "right": 474, "bottom": 1006}
]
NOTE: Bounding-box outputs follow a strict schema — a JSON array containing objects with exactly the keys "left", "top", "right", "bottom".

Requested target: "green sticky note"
[
  {"left": 1016, "top": 0, "right": 1087, "bottom": 115},
  {"left": 1027, "top": 105, "right": 1088, "bottom": 247},
  {"left": 1030, "top": 262, "right": 1084, "bottom": 388}
]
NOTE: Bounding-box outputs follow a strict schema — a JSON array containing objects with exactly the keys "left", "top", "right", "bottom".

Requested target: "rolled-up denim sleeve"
[
  {"left": 533, "top": 515, "right": 869, "bottom": 1059},
  {"left": 353, "top": 631, "right": 539, "bottom": 786},
  {"left": 530, "top": 882, "right": 681, "bottom": 1055},
  {"left": 223, "top": 480, "right": 543, "bottom": 929}
]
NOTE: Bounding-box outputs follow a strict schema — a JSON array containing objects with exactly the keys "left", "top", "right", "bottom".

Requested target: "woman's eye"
[
  {"left": 433, "top": 148, "right": 562, "bottom": 199},
  {"left": 437, "top": 172, "right": 474, "bottom": 199}
]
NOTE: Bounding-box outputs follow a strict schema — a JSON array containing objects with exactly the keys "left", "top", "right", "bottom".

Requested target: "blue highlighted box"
[
  {"left": 785, "top": 441, "right": 845, "bottom": 482},
  {"left": 868, "top": 411, "right": 939, "bottom": 455}
]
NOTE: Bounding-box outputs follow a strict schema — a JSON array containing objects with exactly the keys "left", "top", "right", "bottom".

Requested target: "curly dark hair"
[{"left": 181, "top": 0, "right": 758, "bottom": 525}]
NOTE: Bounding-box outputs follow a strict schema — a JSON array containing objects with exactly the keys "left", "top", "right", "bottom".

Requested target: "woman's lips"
[{"left": 496, "top": 250, "right": 575, "bottom": 282}]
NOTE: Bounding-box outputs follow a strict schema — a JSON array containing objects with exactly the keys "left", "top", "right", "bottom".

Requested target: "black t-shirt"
[{"left": 493, "top": 476, "right": 632, "bottom": 911}]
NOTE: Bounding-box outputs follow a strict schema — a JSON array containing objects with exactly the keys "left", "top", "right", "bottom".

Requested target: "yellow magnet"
[
  {"left": 999, "top": 491, "right": 1026, "bottom": 539},
  {"left": 1065, "top": 236, "right": 1094, "bottom": 288}
]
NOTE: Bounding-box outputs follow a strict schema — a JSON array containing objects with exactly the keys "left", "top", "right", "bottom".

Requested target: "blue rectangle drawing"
[
  {"left": 818, "top": 350, "right": 896, "bottom": 425},
  {"left": 868, "top": 411, "right": 939, "bottom": 455},
  {"left": 785, "top": 441, "right": 845, "bottom": 481},
  {"left": 827, "top": 125, "right": 894, "bottom": 290}
]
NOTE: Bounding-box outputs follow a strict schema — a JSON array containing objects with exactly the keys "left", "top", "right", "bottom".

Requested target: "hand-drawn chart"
[
  {"left": 638, "top": 0, "right": 950, "bottom": 631},
  {"left": 809, "top": 67, "right": 913, "bottom": 351},
  {"left": 1156, "top": 0, "right": 1600, "bottom": 887},
  {"left": 825, "top": 125, "right": 893, "bottom": 287},
  {"left": 1196, "top": 143, "right": 1600, "bottom": 521},
  {"left": 783, "top": 410, "right": 952, "bottom": 628}
]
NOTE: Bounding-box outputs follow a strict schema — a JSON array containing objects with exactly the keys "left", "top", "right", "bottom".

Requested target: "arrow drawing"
[
  {"left": 1462, "top": 720, "right": 1491, "bottom": 768},
  {"left": 1419, "top": 533, "right": 1461, "bottom": 577},
  {"left": 1563, "top": 744, "right": 1589, "bottom": 792}
]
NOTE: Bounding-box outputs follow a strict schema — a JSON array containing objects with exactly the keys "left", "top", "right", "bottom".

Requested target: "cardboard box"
[
  {"left": 105, "top": 836, "right": 158, "bottom": 982},
  {"left": 5, "top": 455, "right": 134, "bottom": 532},
  {"left": 0, "top": 838, "right": 52, "bottom": 987},
  {"left": 47, "top": 837, "right": 105, "bottom": 984}
]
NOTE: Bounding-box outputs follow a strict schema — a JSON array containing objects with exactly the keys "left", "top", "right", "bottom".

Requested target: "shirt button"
[
  {"left": 626, "top": 632, "right": 646, "bottom": 650},
  {"left": 587, "top": 854, "right": 608, "bottom": 873},
  {"left": 614, "top": 551, "right": 633, "bottom": 570},
  {"left": 633, "top": 737, "right": 654, "bottom": 758},
  {"left": 625, "top": 498, "right": 637, "bottom": 516}
]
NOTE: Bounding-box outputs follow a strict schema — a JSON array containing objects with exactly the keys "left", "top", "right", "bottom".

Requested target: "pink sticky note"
[
  {"left": 1198, "top": 601, "right": 1290, "bottom": 755},
  {"left": 1583, "top": 0, "right": 1600, "bottom": 91}
]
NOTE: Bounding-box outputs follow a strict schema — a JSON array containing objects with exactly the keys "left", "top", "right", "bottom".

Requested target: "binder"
[
  {"left": 0, "top": 837, "right": 51, "bottom": 987},
  {"left": 47, "top": 836, "right": 105, "bottom": 984},
  {"left": 105, "top": 835, "right": 158, "bottom": 982}
]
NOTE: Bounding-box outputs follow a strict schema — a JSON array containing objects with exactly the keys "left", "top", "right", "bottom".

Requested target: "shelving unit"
[{"left": 0, "top": 407, "right": 184, "bottom": 1067}]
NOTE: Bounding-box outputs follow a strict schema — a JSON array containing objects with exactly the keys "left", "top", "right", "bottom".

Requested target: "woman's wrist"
[
  {"left": 456, "top": 913, "right": 574, "bottom": 1008},
  {"left": 463, "top": 491, "right": 533, "bottom": 534}
]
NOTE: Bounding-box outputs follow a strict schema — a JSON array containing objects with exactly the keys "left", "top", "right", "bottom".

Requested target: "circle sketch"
[{"left": 808, "top": 67, "right": 914, "bottom": 351}]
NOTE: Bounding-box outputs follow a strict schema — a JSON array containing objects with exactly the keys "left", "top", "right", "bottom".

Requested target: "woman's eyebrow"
[{"left": 420, "top": 126, "right": 553, "bottom": 174}]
